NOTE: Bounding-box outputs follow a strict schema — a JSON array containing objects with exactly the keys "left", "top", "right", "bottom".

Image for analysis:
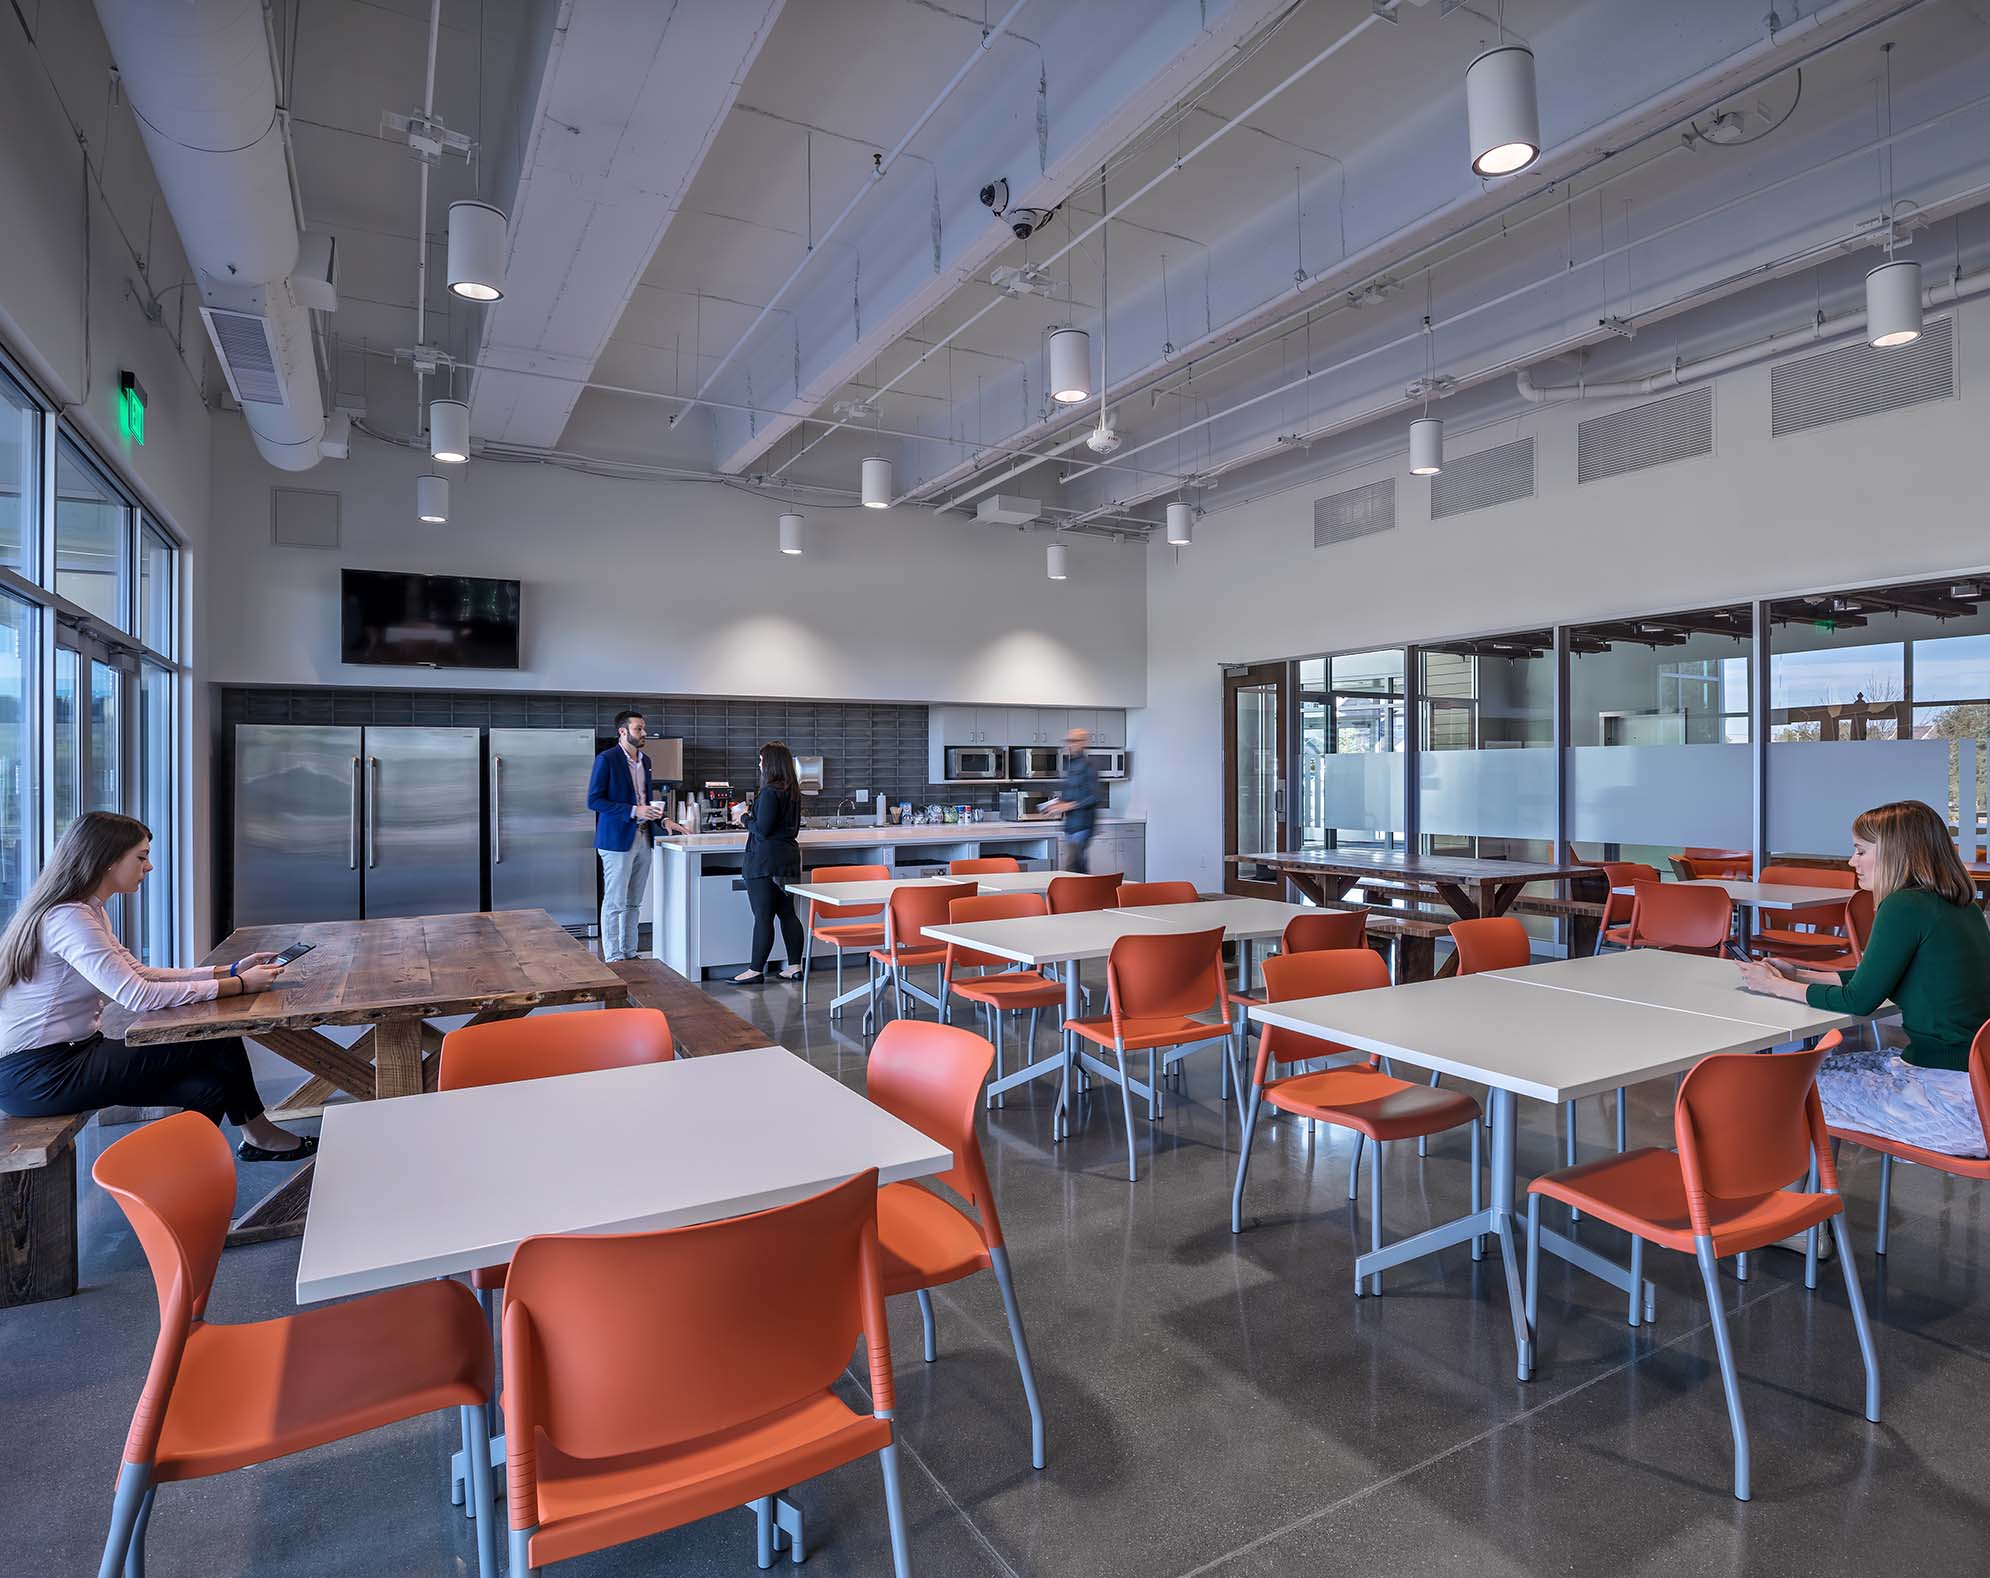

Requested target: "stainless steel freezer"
[
  {"left": 488, "top": 727, "right": 596, "bottom": 928},
  {"left": 234, "top": 725, "right": 363, "bottom": 928},
  {"left": 362, "top": 727, "right": 482, "bottom": 918}
]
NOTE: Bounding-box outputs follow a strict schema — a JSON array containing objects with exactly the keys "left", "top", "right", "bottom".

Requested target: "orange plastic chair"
[
  {"left": 1448, "top": 916, "right": 1531, "bottom": 976},
  {"left": 1063, "top": 927, "right": 1230, "bottom": 1180},
  {"left": 940, "top": 892, "right": 1063, "bottom": 1108},
  {"left": 1524, "top": 1034, "right": 1880, "bottom": 1500},
  {"left": 800, "top": 864, "right": 891, "bottom": 1013},
  {"left": 1829, "top": 1019, "right": 1990, "bottom": 1256},
  {"left": 499, "top": 1170, "right": 909, "bottom": 1575},
  {"left": 867, "top": 1020, "right": 1046, "bottom": 1469},
  {"left": 92, "top": 1113, "right": 499, "bottom": 1578},
  {"left": 1627, "top": 878, "right": 1733, "bottom": 956},
  {"left": 1592, "top": 861, "right": 1661, "bottom": 952},
  {"left": 950, "top": 855, "right": 1020, "bottom": 875},
  {"left": 866, "top": 883, "right": 957, "bottom": 1032},
  {"left": 1047, "top": 871, "right": 1120, "bottom": 913},
  {"left": 1115, "top": 879, "right": 1199, "bottom": 907},
  {"left": 1677, "top": 850, "right": 1752, "bottom": 879},
  {"left": 1226, "top": 909, "right": 1371, "bottom": 1073},
  {"left": 1231, "top": 949, "right": 1481, "bottom": 1295},
  {"left": 1782, "top": 886, "right": 1875, "bottom": 972},
  {"left": 1750, "top": 864, "right": 1857, "bottom": 960}
]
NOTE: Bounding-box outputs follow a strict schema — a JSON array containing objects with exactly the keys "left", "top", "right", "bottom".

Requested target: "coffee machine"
[{"left": 699, "top": 780, "right": 734, "bottom": 831}]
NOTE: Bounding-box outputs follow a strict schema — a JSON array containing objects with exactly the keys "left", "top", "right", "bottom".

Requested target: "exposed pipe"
[
  {"left": 1515, "top": 264, "right": 1990, "bottom": 403},
  {"left": 94, "top": 0, "right": 325, "bottom": 470},
  {"left": 917, "top": 0, "right": 1934, "bottom": 507},
  {"left": 669, "top": 0, "right": 1032, "bottom": 429}
]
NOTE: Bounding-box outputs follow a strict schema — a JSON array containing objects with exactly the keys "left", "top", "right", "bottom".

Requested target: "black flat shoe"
[
  {"left": 237, "top": 1134, "right": 319, "bottom": 1164},
  {"left": 731, "top": 971, "right": 768, "bottom": 985},
  {"left": 778, "top": 968, "right": 804, "bottom": 981}
]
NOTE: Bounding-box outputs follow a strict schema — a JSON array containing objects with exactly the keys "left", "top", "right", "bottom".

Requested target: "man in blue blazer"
[{"left": 588, "top": 709, "right": 686, "bottom": 961}]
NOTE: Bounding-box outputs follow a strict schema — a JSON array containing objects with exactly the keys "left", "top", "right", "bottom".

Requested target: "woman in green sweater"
[{"left": 1737, "top": 799, "right": 1990, "bottom": 1157}]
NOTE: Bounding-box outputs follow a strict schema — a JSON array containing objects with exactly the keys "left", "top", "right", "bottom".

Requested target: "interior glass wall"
[
  {"left": 1768, "top": 584, "right": 1990, "bottom": 859},
  {"left": 1565, "top": 606, "right": 1752, "bottom": 871},
  {"left": 1417, "top": 635, "right": 1554, "bottom": 860},
  {"left": 1297, "top": 650, "right": 1406, "bottom": 851}
]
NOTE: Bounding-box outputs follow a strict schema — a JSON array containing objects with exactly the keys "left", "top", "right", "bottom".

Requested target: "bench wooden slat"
[
  {"left": 608, "top": 960, "right": 768, "bottom": 1058},
  {"left": 0, "top": 1111, "right": 91, "bottom": 1175}
]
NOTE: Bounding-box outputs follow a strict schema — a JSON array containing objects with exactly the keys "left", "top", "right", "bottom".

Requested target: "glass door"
[{"left": 1225, "top": 663, "right": 1289, "bottom": 897}]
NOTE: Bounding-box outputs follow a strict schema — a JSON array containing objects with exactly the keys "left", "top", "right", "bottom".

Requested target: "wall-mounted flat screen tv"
[{"left": 340, "top": 569, "right": 522, "bottom": 669}]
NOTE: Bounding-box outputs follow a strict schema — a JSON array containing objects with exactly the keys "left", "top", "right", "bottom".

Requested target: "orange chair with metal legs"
[
  {"left": 1231, "top": 949, "right": 1482, "bottom": 1294},
  {"left": 1750, "top": 865, "right": 1856, "bottom": 960},
  {"left": 1627, "top": 878, "right": 1734, "bottom": 956},
  {"left": 1779, "top": 887, "right": 1874, "bottom": 972},
  {"left": 92, "top": 1114, "right": 500, "bottom": 1578},
  {"left": 1524, "top": 1035, "right": 1880, "bottom": 1500},
  {"left": 1047, "top": 872, "right": 1119, "bottom": 913},
  {"left": 950, "top": 856, "right": 1020, "bottom": 875},
  {"left": 1829, "top": 1019, "right": 1990, "bottom": 1258},
  {"left": 436, "top": 1009, "right": 677, "bottom": 1509},
  {"left": 1592, "top": 862, "right": 1661, "bottom": 952},
  {"left": 1226, "top": 909, "right": 1371, "bottom": 1089},
  {"left": 800, "top": 864, "right": 891, "bottom": 1017},
  {"left": 866, "top": 883, "right": 956, "bottom": 1033},
  {"left": 1063, "top": 927, "right": 1230, "bottom": 1181},
  {"left": 868, "top": 1019, "right": 1048, "bottom": 1469},
  {"left": 940, "top": 892, "right": 1064, "bottom": 1108},
  {"left": 1114, "top": 880, "right": 1199, "bottom": 907},
  {"left": 499, "top": 1171, "right": 911, "bottom": 1575}
]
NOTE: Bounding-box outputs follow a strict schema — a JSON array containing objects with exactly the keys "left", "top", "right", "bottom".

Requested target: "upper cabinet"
[
  {"left": 935, "top": 706, "right": 1009, "bottom": 745},
  {"left": 1088, "top": 710, "right": 1126, "bottom": 747},
  {"left": 927, "top": 704, "right": 1130, "bottom": 779}
]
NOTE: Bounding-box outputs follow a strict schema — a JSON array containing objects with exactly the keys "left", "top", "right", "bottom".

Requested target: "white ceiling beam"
[{"left": 467, "top": 0, "right": 786, "bottom": 447}]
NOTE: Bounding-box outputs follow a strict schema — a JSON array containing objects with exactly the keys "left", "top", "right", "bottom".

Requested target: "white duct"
[
  {"left": 94, "top": 0, "right": 325, "bottom": 469},
  {"left": 1516, "top": 264, "right": 1990, "bottom": 403}
]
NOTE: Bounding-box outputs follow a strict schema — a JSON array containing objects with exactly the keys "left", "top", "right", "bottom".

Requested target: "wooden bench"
[
  {"left": 2, "top": 1110, "right": 91, "bottom": 1307},
  {"left": 609, "top": 959, "right": 769, "bottom": 1057}
]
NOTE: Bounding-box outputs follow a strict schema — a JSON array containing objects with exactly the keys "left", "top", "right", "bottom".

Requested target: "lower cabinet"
[
  {"left": 1090, "top": 822, "right": 1145, "bottom": 882},
  {"left": 698, "top": 872, "right": 758, "bottom": 964}
]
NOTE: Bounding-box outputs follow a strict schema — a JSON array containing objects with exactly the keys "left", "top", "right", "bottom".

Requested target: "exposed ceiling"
[{"left": 283, "top": 0, "right": 1990, "bottom": 534}]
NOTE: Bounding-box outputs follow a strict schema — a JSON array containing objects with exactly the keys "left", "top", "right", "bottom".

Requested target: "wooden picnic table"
[
  {"left": 1228, "top": 850, "right": 1597, "bottom": 978},
  {"left": 124, "top": 909, "right": 629, "bottom": 1244}
]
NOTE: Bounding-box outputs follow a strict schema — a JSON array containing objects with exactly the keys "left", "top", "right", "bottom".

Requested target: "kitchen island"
[{"left": 650, "top": 818, "right": 1145, "bottom": 978}]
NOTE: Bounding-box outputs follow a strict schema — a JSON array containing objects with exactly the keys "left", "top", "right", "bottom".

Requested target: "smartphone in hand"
[{"left": 272, "top": 942, "right": 316, "bottom": 967}]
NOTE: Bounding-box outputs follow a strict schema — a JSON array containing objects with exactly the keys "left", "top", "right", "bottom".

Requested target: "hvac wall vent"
[
  {"left": 199, "top": 306, "right": 289, "bottom": 407},
  {"left": 1430, "top": 437, "right": 1534, "bottom": 520},
  {"left": 1770, "top": 316, "right": 1953, "bottom": 438},
  {"left": 1577, "top": 387, "right": 1713, "bottom": 484},
  {"left": 1313, "top": 477, "right": 1396, "bottom": 547}
]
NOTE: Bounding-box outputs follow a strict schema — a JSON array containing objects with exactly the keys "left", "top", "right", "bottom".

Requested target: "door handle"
[
  {"left": 366, "top": 756, "right": 379, "bottom": 869},
  {"left": 348, "top": 756, "right": 361, "bottom": 870},
  {"left": 492, "top": 756, "right": 503, "bottom": 865}
]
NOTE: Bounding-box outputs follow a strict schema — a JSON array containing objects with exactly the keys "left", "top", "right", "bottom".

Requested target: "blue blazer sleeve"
[{"left": 586, "top": 750, "right": 619, "bottom": 816}]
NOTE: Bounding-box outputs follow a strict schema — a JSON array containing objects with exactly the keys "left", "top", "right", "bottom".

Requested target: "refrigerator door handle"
[
  {"left": 366, "top": 756, "right": 379, "bottom": 869},
  {"left": 349, "top": 756, "right": 361, "bottom": 870},
  {"left": 492, "top": 755, "right": 503, "bottom": 864}
]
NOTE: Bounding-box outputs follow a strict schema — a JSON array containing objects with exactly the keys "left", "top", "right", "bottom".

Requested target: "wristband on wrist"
[{"left": 228, "top": 961, "right": 239, "bottom": 979}]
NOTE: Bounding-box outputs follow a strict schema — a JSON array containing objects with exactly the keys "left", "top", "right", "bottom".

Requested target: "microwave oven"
[
  {"left": 945, "top": 745, "right": 1004, "bottom": 780},
  {"left": 1086, "top": 748, "right": 1129, "bottom": 780},
  {"left": 1010, "top": 745, "right": 1062, "bottom": 780}
]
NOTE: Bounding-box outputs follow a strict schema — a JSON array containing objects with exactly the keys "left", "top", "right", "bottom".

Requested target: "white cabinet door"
[
  {"left": 933, "top": 706, "right": 974, "bottom": 746},
  {"left": 1035, "top": 707, "right": 1067, "bottom": 745},
  {"left": 1090, "top": 710, "right": 1127, "bottom": 747},
  {"left": 1065, "top": 708, "right": 1094, "bottom": 741}
]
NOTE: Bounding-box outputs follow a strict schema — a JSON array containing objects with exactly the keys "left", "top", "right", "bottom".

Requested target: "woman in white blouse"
[{"left": 0, "top": 812, "right": 313, "bottom": 1160}]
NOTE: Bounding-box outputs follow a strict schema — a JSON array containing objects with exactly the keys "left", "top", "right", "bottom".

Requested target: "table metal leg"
[{"left": 1051, "top": 959, "right": 1081, "bottom": 1142}]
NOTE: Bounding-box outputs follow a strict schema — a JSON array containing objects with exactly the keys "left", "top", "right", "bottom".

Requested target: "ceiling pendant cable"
[
  {"left": 1409, "top": 274, "right": 1442, "bottom": 476},
  {"left": 1866, "top": 41, "right": 1922, "bottom": 347},
  {"left": 1088, "top": 167, "right": 1118, "bottom": 452}
]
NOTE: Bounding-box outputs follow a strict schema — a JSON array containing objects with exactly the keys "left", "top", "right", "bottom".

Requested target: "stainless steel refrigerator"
[
  {"left": 488, "top": 727, "right": 597, "bottom": 928},
  {"left": 233, "top": 725, "right": 482, "bottom": 928}
]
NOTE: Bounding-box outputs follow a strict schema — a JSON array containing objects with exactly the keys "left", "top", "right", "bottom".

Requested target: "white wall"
[
  {"left": 206, "top": 423, "right": 1148, "bottom": 707},
  {"left": 1133, "top": 294, "right": 1990, "bottom": 889}
]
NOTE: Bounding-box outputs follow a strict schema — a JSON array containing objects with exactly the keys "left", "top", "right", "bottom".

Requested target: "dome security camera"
[
  {"left": 1007, "top": 207, "right": 1052, "bottom": 240},
  {"left": 978, "top": 178, "right": 1009, "bottom": 213}
]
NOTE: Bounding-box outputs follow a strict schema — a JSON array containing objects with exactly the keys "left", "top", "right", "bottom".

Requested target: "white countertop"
[{"left": 657, "top": 817, "right": 1141, "bottom": 852}]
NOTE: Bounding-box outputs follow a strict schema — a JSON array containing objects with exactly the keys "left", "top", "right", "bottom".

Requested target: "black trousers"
[
  {"left": 745, "top": 876, "right": 804, "bottom": 973},
  {"left": 0, "top": 1033, "right": 265, "bottom": 1125}
]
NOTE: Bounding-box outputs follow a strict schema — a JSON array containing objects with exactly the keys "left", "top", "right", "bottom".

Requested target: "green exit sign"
[{"left": 118, "top": 370, "right": 146, "bottom": 445}]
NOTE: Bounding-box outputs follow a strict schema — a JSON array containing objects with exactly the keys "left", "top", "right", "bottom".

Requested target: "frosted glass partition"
[
  {"left": 1568, "top": 744, "right": 1751, "bottom": 849},
  {"left": 1418, "top": 748, "right": 1554, "bottom": 842},
  {"left": 1318, "top": 751, "right": 1404, "bottom": 834},
  {"left": 1769, "top": 740, "right": 1952, "bottom": 854}
]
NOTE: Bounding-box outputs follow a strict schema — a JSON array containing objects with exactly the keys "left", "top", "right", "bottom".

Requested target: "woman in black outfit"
[{"left": 730, "top": 741, "right": 805, "bottom": 984}]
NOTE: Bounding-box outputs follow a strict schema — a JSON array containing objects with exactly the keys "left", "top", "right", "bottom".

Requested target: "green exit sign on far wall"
[{"left": 118, "top": 370, "right": 146, "bottom": 445}]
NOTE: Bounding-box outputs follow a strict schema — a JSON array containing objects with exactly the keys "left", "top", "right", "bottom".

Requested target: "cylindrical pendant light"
[
  {"left": 429, "top": 399, "right": 470, "bottom": 464},
  {"left": 1166, "top": 502, "right": 1194, "bottom": 546},
  {"left": 1466, "top": 45, "right": 1540, "bottom": 177},
  {"left": 446, "top": 201, "right": 507, "bottom": 301},
  {"left": 1048, "top": 328, "right": 1092, "bottom": 404},
  {"left": 1409, "top": 417, "right": 1444, "bottom": 477},
  {"left": 1865, "top": 259, "right": 1923, "bottom": 348},
  {"left": 1046, "top": 542, "right": 1068, "bottom": 580},
  {"left": 415, "top": 474, "right": 449, "bottom": 524},
  {"left": 778, "top": 512, "right": 804, "bottom": 555},
  {"left": 861, "top": 455, "right": 892, "bottom": 508}
]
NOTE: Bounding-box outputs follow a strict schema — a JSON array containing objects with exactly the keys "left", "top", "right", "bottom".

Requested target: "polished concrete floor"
[{"left": 6, "top": 963, "right": 1988, "bottom": 1576}]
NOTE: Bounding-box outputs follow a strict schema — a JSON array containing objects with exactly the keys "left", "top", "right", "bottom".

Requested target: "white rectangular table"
[
  {"left": 966, "top": 870, "right": 1062, "bottom": 894},
  {"left": 1247, "top": 952, "right": 1860, "bottom": 1378},
  {"left": 1611, "top": 878, "right": 1851, "bottom": 956},
  {"left": 297, "top": 1045, "right": 951, "bottom": 1304},
  {"left": 788, "top": 876, "right": 974, "bottom": 1018}
]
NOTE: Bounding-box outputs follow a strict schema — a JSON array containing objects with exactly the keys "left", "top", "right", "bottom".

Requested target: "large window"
[
  {"left": 138, "top": 662, "right": 174, "bottom": 964},
  {"left": 1297, "top": 650, "right": 1406, "bottom": 852},
  {"left": 0, "top": 373, "right": 35, "bottom": 577},
  {"left": 55, "top": 439, "right": 131, "bottom": 629},
  {"left": 0, "top": 592, "right": 35, "bottom": 914},
  {"left": 1417, "top": 635, "right": 1555, "bottom": 861}
]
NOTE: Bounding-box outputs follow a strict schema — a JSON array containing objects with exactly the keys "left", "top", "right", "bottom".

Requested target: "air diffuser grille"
[
  {"left": 1577, "top": 388, "right": 1713, "bottom": 483},
  {"left": 1430, "top": 437, "right": 1534, "bottom": 520},
  {"left": 1313, "top": 478, "right": 1396, "bottom": 547},
  {"left": 1770, "top": 316, "right": 1953, "bottom": 438}
]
